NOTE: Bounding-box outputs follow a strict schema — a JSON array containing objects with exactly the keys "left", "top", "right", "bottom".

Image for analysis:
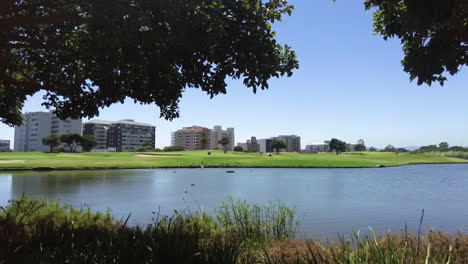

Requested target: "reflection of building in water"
[
  {"left": 10, "top": 175, "right": 43, "bottom": 199},
  {"left": 327, "top": 171, "right": 345, "bottom": 201},
  {"left": 9, "top": 170, "right": 149, "bottom": 200}
]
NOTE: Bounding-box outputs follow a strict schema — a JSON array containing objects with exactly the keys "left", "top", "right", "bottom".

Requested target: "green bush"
[
  {"left": 55, "top": 147, "right": 66, "bottom": 152},
  {"left": 163, "top": 145, "right": 185, "bottom": 152}
]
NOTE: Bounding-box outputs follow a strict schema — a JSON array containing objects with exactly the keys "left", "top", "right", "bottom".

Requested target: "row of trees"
[
  {"left": 42, "top": 134, "right": 97, "bottom": 153},
  {"left": 414, "top": 142, "right": 468, "bottom": 153},
  {"left": 328, "top": 138, "right": 412, "bottom": 155}
]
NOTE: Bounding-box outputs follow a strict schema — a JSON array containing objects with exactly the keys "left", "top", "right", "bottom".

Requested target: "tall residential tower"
[{"left": 14, "top": 111, "right": 82, "bottom": 152}]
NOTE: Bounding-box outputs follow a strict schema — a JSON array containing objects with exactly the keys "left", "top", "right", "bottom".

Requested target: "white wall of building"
[{"left": 14, "top": 111, "right": 82, "bottom": 152}]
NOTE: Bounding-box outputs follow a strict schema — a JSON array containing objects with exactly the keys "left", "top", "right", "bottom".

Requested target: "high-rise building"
[
  {"left": 14, "top": 111, "right": 82, "bottom": 152},
  {"left": 171, "top": 125, "right": 235, "bottom": 151},
  {"left": 0, "top": 140, "right": 10, "bottom": 152},
  {"left": 258, "top": 135, "right": 301, "bottom": 153},
  {"left": 211, "top": 126, "right": 235, "bottom": 151},
  {"left": 51, "top": 114, "right": 83, "bottom": 136},
  {"left": 237, "top": 136, "right": 260, "bottom": 152},
  {"left": 108, "top": 120, "right": 155, "bottom": 152},
  {"left": 171, "top": 126, "right": 211, "bottom": 151},
  {"left": 304, "top": 142, "right": 330, "bottom": 153},
  {"left": 83, "top": 119, "right": 155, "bottom": 152},
  {"left": 258, "top": 138, "right": 274, "bottom": 153},
  {"left": 83, "top": 120, "right": 113, "bottom": 150},
  {"left": 275, "top": 135, "right": 301, "bottom": 152}
]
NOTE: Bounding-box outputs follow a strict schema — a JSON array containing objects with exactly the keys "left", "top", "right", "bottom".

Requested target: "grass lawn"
[{"left": 0, "top": 151, "right": 466, "bottom": 170}]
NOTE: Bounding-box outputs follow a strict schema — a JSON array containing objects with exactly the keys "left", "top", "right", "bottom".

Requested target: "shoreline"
[{"left": 0, "top": 162, "right": 467, "bottom": 172}]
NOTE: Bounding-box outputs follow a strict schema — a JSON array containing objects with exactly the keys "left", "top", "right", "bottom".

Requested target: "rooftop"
[{"left": 85, "top": 119, "right": 154, "bottom": 127}]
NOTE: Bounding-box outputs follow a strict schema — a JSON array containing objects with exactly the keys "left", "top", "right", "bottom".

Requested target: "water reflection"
[{"left": 1, "top": 165, "right": 468, "bottom": 238}]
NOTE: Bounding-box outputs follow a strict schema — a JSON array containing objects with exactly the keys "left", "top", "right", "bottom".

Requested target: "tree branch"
[
  {"left": 1, "top": 41, "right": 59, "bottom": 50},
  {"left": 0, "top": 0, "right": 17, "bottom": 14},
  {"left": 0, "top": 15, "right": 90, "bottom": 29}
]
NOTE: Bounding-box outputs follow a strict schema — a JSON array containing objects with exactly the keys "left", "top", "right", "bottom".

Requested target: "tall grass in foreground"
[
  {"left": 1, "top": 198, "right": 468, "bottom": 264},
  {"left": 217, "top": 198, "right": 299, "bottom": 243}
]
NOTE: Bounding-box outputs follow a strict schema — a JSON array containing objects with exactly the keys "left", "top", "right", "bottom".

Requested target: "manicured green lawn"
[{"left": 0, "top": 151, "right": 466, "bottom": 170}]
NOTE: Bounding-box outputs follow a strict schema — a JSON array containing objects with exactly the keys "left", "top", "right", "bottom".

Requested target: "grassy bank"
[
  {"left": 1, "top": 198, "right": 468, "bottom": 264},
  {"left": 0, "top": 151, "right": 466, "bottom": 170}
]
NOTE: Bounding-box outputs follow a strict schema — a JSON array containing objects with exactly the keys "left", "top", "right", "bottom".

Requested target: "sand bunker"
[
  {"left": 133, "top": 154, "right": 181, "bottom": 158},
  {"left": 0, "top": 160, "right": 24, "bottom": 164},
  {"left": 57, "top": 154, "right": 87, "bottom": 157}
]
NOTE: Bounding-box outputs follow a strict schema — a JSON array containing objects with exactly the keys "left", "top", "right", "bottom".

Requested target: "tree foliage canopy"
[
  {"left": 1, "top": 0, "right": 298, "bottom": 126},
  {"left": 80, "top": 135, "right": 97, "bottom": 152},
  {"left": 60, "top": 133, "right": 82, "bottom": 152},
  {"left": 233, "top": 146, "right": 244, "bottom": 152},
  {"left": 42, "top": 134, "right": 61, "bottom": 152},
  {"left": 384, "top": 144, "right": 396, "bottom": 152},
  {"left": 354, "top": 143, "right": 367, "bottom": 152},
  {"left": 365, "top": 0, "right": 467, "bottom": 86},
  {"left": 328, "top": 138, "right": 347, "bottom": 155},
  {"left": 218, "top": 136, "right": 230, "bottom": 152},
  {"left": 271, "top": 139, "right": 286, "bottom": 154}
]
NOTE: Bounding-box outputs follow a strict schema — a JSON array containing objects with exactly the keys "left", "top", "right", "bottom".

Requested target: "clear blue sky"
[{"left": 1, "top": 0, "right": 467, "bottom": 149}]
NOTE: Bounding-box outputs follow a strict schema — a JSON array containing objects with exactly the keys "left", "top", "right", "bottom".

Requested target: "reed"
[{"left": 1, "top": 197, "right": 468, "bottom": 264}]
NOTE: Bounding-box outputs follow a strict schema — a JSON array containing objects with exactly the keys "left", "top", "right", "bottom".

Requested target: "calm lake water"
[{"left": 1, "top": 164, "right": 467, "bottom": 239}]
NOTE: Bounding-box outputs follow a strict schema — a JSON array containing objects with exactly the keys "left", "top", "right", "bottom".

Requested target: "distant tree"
[
  {"left": 396, "top": 148, "right": 409, "bottom": 153},
  {"left": 384, "top": 144, "right": 397, "bottom": 152},
  {"left": 439, "top": 142, "right": 449, "bottom": 150},
  {"left": 154, "top": 148, "right": 162, "bottom": 152},
  {"left": 218, "top": 136, "right": 230, "bottom": 153},
  {"left": 138, "top": 140, "right": 152, "bottom": 152},
  {"left": 354, "top": 144, "right": 367, "bottom": 152},
  {"left": 329, "top": 138, "right": 347, "bottom": 155},
  {"left": 365, "top": 0, "right": 467, "bottom": 86},
  {"left": 42, "top": 135, "right": 61, "bottom": 152},
  {"left": 60, "top": 134, "right": 82, "bottom": 152},
  {"left": 56, "top": 147, "right": 66, "bottom": 153},
  {"left": 233, "top": 146, "right": 244, "bottom": 152},
  {"left": 449, "top": 146, "right": 468, "bottom": 152},
  {"left": 80, "top": 135, "right": 97, "bottom": 152},
  {"left": 163, "top": 146, "right": 185, "bottom": 152},
  {"left": 271, "top": 140, "right": 287, "bottom": 155},
  {"left": 416, "top": 145, "right": 439, "bottom": 153},
  {"left": 200, "top": 133, "right": 209, "bottom": 150},
  {"left": 368, "top": 146, "right": 377, "bottom": 152}
]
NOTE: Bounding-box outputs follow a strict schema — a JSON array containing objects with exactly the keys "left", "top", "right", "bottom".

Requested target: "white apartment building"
[
  {"left": 304, "top": 143, "right": 330, "bottom": 153},
  {"left": 0, "top": 140, "right": 10, "bottom": 152},
  {"left": 172, "top": 125, "right": 235, "bottom": 151},
  {"left": 14, "top": 111, "right": 82, "bottom": 152},
  {"left": 211, "top": 126, "right": 235, "bottom": 151},
  {"left": 83, "top": 119, "right": 156, "bottom": 152},
  {"left": 274, "top": 135, "right": 301, "bottom": 152}
]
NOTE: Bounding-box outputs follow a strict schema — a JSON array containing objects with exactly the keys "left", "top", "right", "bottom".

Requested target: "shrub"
[
  {"left": 55, "top": 147, "right": 66, "bottom": 153},
  {"left": 233, "top": 146, "right": 244, "bottom": 152},
  {"left": 163, "top": 145, "right": 185, "bottom": 152},
  {"left": 136, "top": 147, "right": 147, "bottom": 152}
]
